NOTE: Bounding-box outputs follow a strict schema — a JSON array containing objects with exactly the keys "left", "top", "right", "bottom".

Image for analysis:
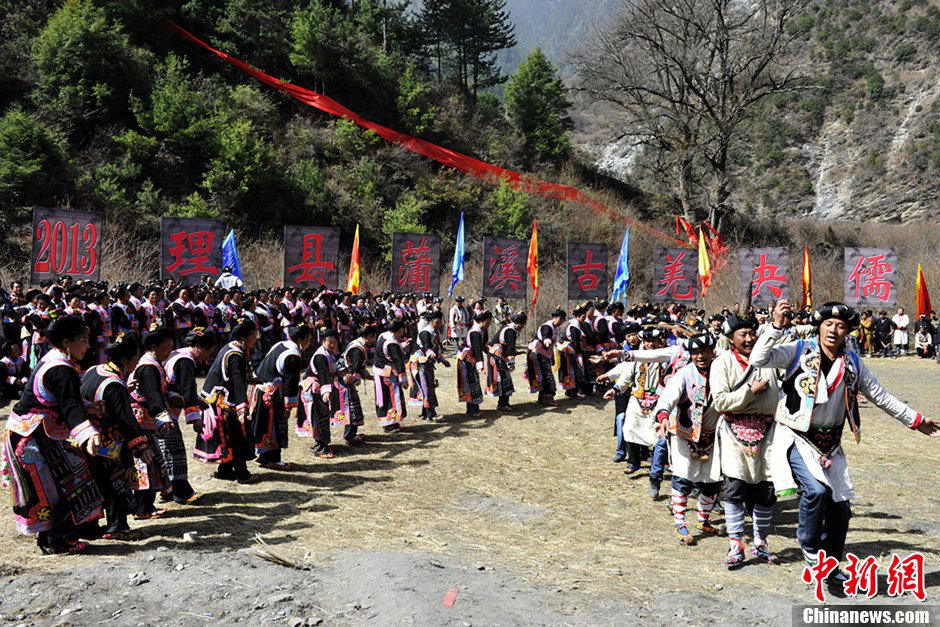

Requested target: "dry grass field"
[{"left": 0, "top": 356, "right": 938, "bottom": 624}]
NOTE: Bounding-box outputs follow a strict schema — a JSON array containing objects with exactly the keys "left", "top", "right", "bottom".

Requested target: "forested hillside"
[{"left": 0, "top": 0, "right": 591, "bottom": 272}]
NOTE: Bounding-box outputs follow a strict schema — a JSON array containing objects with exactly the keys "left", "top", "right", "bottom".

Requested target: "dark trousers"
[{"left": 788, "top": 445, "right": 851, "bottom": 560}]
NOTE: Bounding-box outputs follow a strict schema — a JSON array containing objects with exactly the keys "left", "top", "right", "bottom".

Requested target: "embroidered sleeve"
[
  {"left": 857, "top": 359, "right": 919, "bottom": 427},
  {"left": 627, "top": 346, "right": 677, "bottom": 364},
  {"left": 749, "top": 327, "right": 799, "bottom": 369},
  {"left": 651, "top": 368, "right": 685, "bottom": 418}
]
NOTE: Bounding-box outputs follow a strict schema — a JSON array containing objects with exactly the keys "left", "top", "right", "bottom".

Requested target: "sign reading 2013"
[{"left": 31, "top": 208, "right": 102, "bottom": 285}]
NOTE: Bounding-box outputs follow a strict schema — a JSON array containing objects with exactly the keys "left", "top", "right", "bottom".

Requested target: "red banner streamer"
[{"left": 167, "top": 22, "right": 688, "bottom": 248}]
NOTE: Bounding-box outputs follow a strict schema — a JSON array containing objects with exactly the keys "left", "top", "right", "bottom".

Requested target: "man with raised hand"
[{"left": 751, "top": 300, "right": 939, "bottom": 578}]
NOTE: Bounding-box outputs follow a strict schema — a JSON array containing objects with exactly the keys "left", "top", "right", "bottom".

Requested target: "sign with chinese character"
[
  {"left": 30, "top": 208, "right": 103, "bottom": 285},
  {"left": 738, "top": 248, "right": 790, "bottom": 307},
  {"left": 482, "top": 236, "right": 527, "bottom": 299},
  {"left": 283, "top": 225, "right": 340, "bottom": 288},
  {"left": 566, "top": 242, "right": 608, "bottom": 301},
  {"left": 844, "top": 247, "right": 898, "bottom": 307},
  {"left": 160, "top": 217, "right": 225, "bottom": 285},
  {"left": 651, "top": 247, "right": 697, "bottom": 303},
  {"left": 390, "top": 233, "right": 441, "bottom": 294}
]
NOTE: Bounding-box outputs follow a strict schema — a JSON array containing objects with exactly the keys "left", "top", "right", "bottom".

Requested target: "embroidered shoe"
[
  {"left": 696, "top": 520, "right": 721, "bottom": 535},
  {"left": 624, "top": 464, "right": 640, "bottom": 474},
  {"left": 725, "top": 543, "right": 747, "bottom": 570},
  {"left": 752, "top": 543, "right": 776, "bottom": 564},
  {"left": 675, "top": 525, "right": 696, "bottom": 545}
]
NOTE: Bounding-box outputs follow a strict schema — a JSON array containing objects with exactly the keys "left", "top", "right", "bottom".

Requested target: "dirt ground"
[{"left": 1, "top": 357, "right": 938, "bottom": 626}]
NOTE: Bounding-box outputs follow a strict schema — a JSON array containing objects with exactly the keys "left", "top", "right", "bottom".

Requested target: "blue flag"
[
  {"left": 448, "top": 212, "right": 465, "bottom": 297},
  {"left": 222, "top": 229, "right": 242, "bottom": 279},
  {"left": 611, "top": 228, "right": 631, "bottom": 304}
]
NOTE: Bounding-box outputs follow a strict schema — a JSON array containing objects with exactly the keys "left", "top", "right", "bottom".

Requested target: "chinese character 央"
[
  {"left": 801, "top": 550, "right": 840, "bottom": 603},
  {"left": 751, "top": 253, "right": 787, "bottom": 300},
  {"left": 572, "top": 249, "right": 604, "bottom": 291},
  {"left": 887, "top": 553, "right": 926, "bottom": 601},
  {"left": 843, "top": 553, "right": 879, "bottom": 599},
  {"left": 848, "top": 254, "right": 895, "bottom": 302},
  {"left": 487, "top": 245, "right": 523, "bottom": 292},
  {"left": 287, "top": 233, "right": 336, "bottom": 285},
  {"left": 398, "top": 237, "right": 434, "bottom": 292},
  {"left": 656, "top": 251, "right": 695, "bottom": 300},
  {"left": 165, "top": 231, "right": 218, "bottom": 277}
]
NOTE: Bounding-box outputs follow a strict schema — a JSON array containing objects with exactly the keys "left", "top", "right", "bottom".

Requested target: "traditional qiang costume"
[
  {"left": 709, "top": 315, "right": 780, "bottom": 567},
  {"left": 448, "top": 300, "right": 469, "bottom": 344},
  {"left": 2, "top": 347, "right": 104, "bottom": 553},
  {"left": 80, "top": 361, "right": 150, "bottom": 536},
  {"left": 338, "top": 335, "right": 370, "bottom": 443},
  {"left": 163, "top": 344, "right": 205, "bottom": 502},
  {"left": 169, "top": 298, "right": 195, "bottom": 347},
  {"left": 127, "top": 350, "right": 173, "bottom": 515},
  {"left": 557, "top": 317, "right": 585, "bottom": 396},
  {"left": 409, "top": 316, "right": 447, "bottom": 420},
  {"left": 374, "top": 328, "right": 408, "bottom": 429},
  {"left": 487, "top": 316, "right": 523, "bottom": 410},
  {"left": 751, "top": 303, "right": 926, "bottom": 565},
  {"left": 301, "top": 339, "right": 340, "bottom": 455},
  {"left": 252, "top": 339, "right": 303, "bottom": 465},
  {"left": 651, "top": 333, "right": 722, "bottom": 544},
  {"left": 525, "top": 316, "right": 560, "bottom": 403},
  {"left": 621, "top": 330, "right": 686, "bottom": 495},
  {"left": 457, "top": 321, "right": 487, "bottom": 413},
  {"left": 197, "top": 338, "right": 255, "bottom": 480},
  {"left": 607, "top": 333, "right": 669, "bottom": 470}
]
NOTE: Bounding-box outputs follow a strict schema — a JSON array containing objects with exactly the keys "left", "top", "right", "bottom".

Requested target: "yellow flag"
[
  {"left": 346, "top": 224, "right": 361, "bottom": 294},
  {"left": 697, "top": 228, "right": 711, "bottom": 297}
]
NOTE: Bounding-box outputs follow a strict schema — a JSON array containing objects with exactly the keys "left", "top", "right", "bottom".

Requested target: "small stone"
[
  {"left": 714, "top": 583, "right": 724, "bottom": 591},
  {"left": 156, "top": 547, "right": 168, "bottom": 552},
  {"left": 289, "top": 617, "right": 304, "bottom": 627},
  {"left": 253, "top": 603, "right": 266, "bottom": 610},
  {"left": 182, "top": 532, "right": 198, "bottom": 543},
  {"left": 270, "top": 594, "right": 294, "bottom": 604},
  {"left": 59, "top": 606, "right": 82, "bottom": 616},
  {"left": 475, "top": 565, "right": 486, "bottom": 571},
  {"left": 146, "top": 556, "right": 155, "bottom": 562},
  {"left": 276, "top": 610, "right": 287, "bottom": 618},
  {"left": 175, "top": 564, "right": 185, "bottom": 572}
]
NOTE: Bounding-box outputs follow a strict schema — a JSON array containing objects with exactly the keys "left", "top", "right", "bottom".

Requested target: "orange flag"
[
  {"left": 697, "top": 228, "right": 712, "bottom": 297},
  {"left": 527, "top": 220, "right": 539, "bottom": 310},
  {"left": 346, "top": 224, "right": 361, "bottom": 294},
  {"left": 802, "top": 246, "right": 813, "bottom": 308},
  {"left": 916, "top": 264, "right": 932, "bottom": 317}
]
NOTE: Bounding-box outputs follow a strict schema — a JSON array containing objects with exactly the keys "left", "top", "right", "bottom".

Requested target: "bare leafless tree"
[{"left": 575, "top": 0, "right": 811, "bottom": 229}]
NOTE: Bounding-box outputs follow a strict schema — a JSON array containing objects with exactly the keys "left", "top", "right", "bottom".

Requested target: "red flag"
[
  {"left": 916, "top": 264, "right": 932, "bottom": 317},
  {"left": 166, "top": 22, "right": 693, "bottom": 248},
  {"left": 527, "top": 220, "right": 539, "bottom": 310},
  {"left": 675, "top": 216, "right": 698, "bottom": 246}
]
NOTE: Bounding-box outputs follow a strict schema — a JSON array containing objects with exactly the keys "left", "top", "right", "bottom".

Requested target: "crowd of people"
[{"left": 0, "top": 273, "right": 936, "bottom": 587}]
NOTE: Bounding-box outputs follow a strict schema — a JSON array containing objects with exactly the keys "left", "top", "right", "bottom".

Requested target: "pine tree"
[
  {"left": 504, "top": 48, "right": 572, "bottom": 166},
  {"left": 419, "top": 0, "right": 516, "bottom": 102}
]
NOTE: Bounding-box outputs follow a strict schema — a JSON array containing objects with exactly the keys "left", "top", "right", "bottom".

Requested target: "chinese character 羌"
[{"left": 656, "top": 251, "right": 695, "bottom": 300}]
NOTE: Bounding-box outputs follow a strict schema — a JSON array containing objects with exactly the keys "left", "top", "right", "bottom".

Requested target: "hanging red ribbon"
[{"left": 167, "top": 21, "right": 689, "bottom": 248}]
